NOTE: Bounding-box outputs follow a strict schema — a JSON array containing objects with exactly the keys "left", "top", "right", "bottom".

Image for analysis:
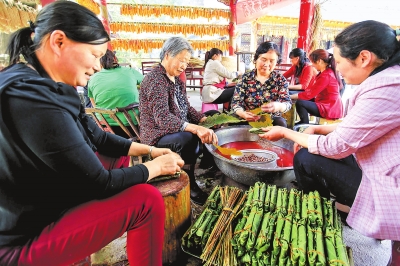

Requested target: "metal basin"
[{"left": 205, "top": 125, "right": 295, "bottom": 187}]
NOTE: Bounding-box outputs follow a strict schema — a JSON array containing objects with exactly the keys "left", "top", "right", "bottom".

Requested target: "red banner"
[{"left": 236, "top": 0, "right": 298, "bottom": 24}]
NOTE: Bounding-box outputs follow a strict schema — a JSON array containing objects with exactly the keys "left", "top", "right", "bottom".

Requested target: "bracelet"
[{"left": 148, "top": 146, "right": 155, "bottom": 160}]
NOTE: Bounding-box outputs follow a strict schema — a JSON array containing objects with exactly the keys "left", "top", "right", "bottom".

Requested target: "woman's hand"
[
  {"left": 151, "top": 147, "right": 173, "bottom": 159},
  {"left": 196, "top": 126, "right": 218, "bottom": 144},
  {"left": 145, "top": 152, "right": 185, "bottom": 181},
  {"left": 258, "top": 126, "right": 286, "bottom": 141},
  {"left": 236, "top": 110, "right": 261, "bottom": 122},
  {"left": 261, "top": 102, "right": 283, "bottom": 113}
]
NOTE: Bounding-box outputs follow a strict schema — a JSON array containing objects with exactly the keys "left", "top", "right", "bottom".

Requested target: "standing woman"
[
  {"left": 0, "top": 2, "right": 184, "bottom": 265},
  {"left": 283, "top": 48, "right": 317, "bottom": 93},
  {"left": 202, "top": 48, "right": 242, "bottom": 105},
  {"left": 139, "top": 37, "right": 217, "bottom": 206},
  {"left": 291, "top": 49, "right": 343, "bottom": 125},
  {"left": 259, "top": 20, "right": 400, "bottom": 265},
  {"left": 231, "top": 41, "right": 292, "bottom": 127}
]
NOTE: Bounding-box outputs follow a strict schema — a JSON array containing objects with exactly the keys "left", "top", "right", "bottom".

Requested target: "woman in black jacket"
[{"left": 0, "top": 1, "right": 184, "bottom": 265}]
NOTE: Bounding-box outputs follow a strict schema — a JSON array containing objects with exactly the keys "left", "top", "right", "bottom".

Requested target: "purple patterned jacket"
[{"left": 139, "top": 64, "right": 204, "bottom": 145}]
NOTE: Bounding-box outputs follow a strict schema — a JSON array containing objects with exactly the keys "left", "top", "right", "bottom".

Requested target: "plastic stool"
[{"left": 201, "top": 102, "right": 219, "bottom": 113}]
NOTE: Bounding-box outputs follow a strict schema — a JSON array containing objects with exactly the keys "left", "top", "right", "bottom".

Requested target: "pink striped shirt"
[{"left": 308, "top": 65, "right": 400, "bottom": 241}]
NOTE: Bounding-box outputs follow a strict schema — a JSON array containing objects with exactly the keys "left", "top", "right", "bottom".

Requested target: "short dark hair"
[
  {"left": 101, "top": 50, "right": 119, "bottom": 69},
  {"left": 254, "top": 42, "right": 282, "bottom": 65},
  {"left": 6, "top": 1, "right": 110, "bottom": 66}
]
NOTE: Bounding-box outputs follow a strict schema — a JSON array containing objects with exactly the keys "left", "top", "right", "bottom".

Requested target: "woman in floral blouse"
[{"left": 231, "top": 41, "right": 292, "bottom": 127}]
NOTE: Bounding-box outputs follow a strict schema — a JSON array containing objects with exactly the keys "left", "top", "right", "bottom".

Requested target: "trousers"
[
  {"left": 0, "top": 155, "right": 164, "bottom": 266},
  {"left": 293, "top": 148, "right": 362, "bottom": 206}
]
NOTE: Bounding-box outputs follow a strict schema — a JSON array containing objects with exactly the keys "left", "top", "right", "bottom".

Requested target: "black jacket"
[{"left": 0, "top": 64, "right": 148, "bottom": 246}]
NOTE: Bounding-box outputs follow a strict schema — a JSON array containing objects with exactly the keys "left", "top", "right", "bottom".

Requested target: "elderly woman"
[
  {"left": 231, "top": 41, "right": 292, "bottom": 127},
  {"left": 139, "top": 37, "right": 217, "bottom": 206},
  {"left": 259, "top": 20, "right": 400, "bottom": 265},
  {"left": 0, "top": 2, "right": 184, "bottom": 265}
]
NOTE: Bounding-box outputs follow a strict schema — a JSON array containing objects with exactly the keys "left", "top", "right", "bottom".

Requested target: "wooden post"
[{"left": 297, "top": 0, "right": 315, "bottom": 52}]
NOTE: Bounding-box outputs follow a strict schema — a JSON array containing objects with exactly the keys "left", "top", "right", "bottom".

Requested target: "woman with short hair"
[
  {"left": 139, "top": 37, "right": 218, "bottom": 205},
  {"left": 231, "top": 41, "right": 292, "bottom": 127}
]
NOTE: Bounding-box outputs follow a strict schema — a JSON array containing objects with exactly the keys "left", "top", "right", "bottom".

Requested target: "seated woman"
[
  {"left": 291, "top": 49, "right": 343, "bottom": 125},
  {"left": 88, "top": 49, "right": 144, "bottom": 138},
  {"left": 283, "top": 48, "right": 317, "bottom": 94},
  {"left": 0, "top": 2, "right": 184, "bottom": 265},
  {"left": 231, "top": 41, "right": 292, "bottom": 127},
  {"left": 202, "top": 48, "right": 242, "bottom": 107},
  {"left": 139, "top": 37, "right": 217, "bottom": 206},
  {"left": 258, "top": 20, "right": 400, "bottom": 266}
]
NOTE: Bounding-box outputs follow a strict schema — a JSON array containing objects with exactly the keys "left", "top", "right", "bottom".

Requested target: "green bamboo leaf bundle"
[
  {"left": 245, "top": 204, "right": 264, "bottom": 251},
  {"left": 202, "top": 213, "right": 219, "bottom": 248},
  {"left": 298, "top": 218, "right": 308, "bottom": 266},
  {"left": 256, "top": 212, "right": 277, "bottom": 257},
  {"left": 307, "top": 225, "right": 326, "bottom": 266},
  {"left": 295, "top": 193, "right": 309, "bottom": 266},
  {"left": 194, "top": 209, "right": 214, "bottom": 247},
  {"left": 278, "top": 214, "right": 293, "bottom": 265},
  {"left": 269, "top": 185, "right": 278, "bottom": 212},
  {"left": 335, "top": 229, "right": 350, "bottom": 266},
  {"left": 276, "top": 188, "right": 289, "bottom": 215},
  {"left": 325, "top": 226, "right": 338, "bottom": 266},
  {"left": 331, "top": 206, "right": 350, "bottom": 264},
  {"left": 199, "top": 112, "right": 245, "bottom": 128},
  {"left": 323, "top": 198, "right": 334, "bottom": 229},
  {"left": 271, "top": 212, "right": 285, "bottom": 265},
  {"left": 264, "top": 185, "right": 272, "bottom": 212},
  {"left": 245, "top": 183, "right": 267, "bottom": 250},
  {"left": 233, "top": 188, "right": 254, "bottom": 247},
  {"left": 314, "top": 191, "right": 324, "bottom": 228},
  {"left": 289, "top": 190, "right": 302, "bottom": 265},
  {"left": 307, "top": 191, "right": 323, "bottom": 228}
]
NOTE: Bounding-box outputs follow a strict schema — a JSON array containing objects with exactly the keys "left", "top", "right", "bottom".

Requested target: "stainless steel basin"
[{"left": 205, "top": 125, "right": 295, "bottom": 186}]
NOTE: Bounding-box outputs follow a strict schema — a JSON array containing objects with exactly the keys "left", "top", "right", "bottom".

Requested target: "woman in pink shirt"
[
  {"left": 258, "top": 20, "right": 400, "bottom": 265},
  {"left": 291, "top": 49, "right": 343, "bottom": 125}
]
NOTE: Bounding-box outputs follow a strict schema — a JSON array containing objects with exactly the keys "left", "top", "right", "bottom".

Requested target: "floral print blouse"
[{"left": 231, "top": 69, "right": 292, "bottom": 117}]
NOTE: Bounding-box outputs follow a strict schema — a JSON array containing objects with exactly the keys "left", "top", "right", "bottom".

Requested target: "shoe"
[{"left": 190, "top": 190, "right": 208, "bottom": 205}]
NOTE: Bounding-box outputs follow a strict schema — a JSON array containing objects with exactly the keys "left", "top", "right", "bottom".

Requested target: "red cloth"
[
  {"left": 283, "top": 64, "right": 316, "bottom": 90},
  {"left": 213, "top": 78, "right": 226, "bottom": 89},
  {"left": 297, "top": 68, "right": 343, "bottom": 119},
  {"left": 96, "top": 152, "right": 129, "bottom": 169}
]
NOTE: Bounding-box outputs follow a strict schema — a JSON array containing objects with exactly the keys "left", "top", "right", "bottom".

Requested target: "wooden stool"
[{"left": 91, "top": 172, "right": 191, "bottom": 266}]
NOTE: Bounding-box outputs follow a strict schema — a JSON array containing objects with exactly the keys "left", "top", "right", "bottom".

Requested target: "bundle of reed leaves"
[{"left": 200, "top": 186, "right": 247, "bottom": 266}]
